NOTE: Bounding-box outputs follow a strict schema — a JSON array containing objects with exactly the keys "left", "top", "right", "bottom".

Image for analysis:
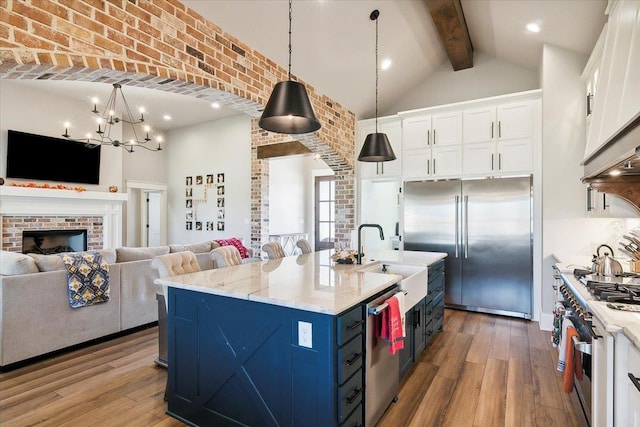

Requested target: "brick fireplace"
[
  {"left": 0, "top": 186, "right": 127, "bottom": 253},
  {"left": 3, "top": 216, "right": 101, "bottom": 254}
]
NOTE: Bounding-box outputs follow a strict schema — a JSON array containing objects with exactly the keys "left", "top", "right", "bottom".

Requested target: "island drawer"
[
  {"left": 337, "top": 367, "right": 363, "bottom": 423},
  {"left": 433, "top": 293, "right": 445, "bottom": 331},
  {"left": 340, "top": 402, "right": 363, "bottom": 427},
  {"left": 337, "top": 305, "right": 364, "bottom": 346},
  {"left": 337, "top": 334, "right": 363, "bottom": 385}
]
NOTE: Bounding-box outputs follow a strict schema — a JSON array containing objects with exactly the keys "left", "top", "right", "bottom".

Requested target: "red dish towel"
[
  {"left": 562, "top": 326, "right": 583, "bottom": 393},
  {"left": 381, "top": 295, "right": 404, "bottom": 355}
]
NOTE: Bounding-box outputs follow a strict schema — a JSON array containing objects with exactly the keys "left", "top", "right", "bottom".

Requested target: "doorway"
[
  {"left": 126, "top": 180, "right": 167, "bottom": 247},
  {"left": 314, "top": 176, "right": 336, "bottom": 251},
  {"left": 146, "top": 191, "right": 162, "bottom": 246}
]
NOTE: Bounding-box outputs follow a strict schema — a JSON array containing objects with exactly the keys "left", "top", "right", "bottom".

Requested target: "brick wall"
[
  {"left": 2, "top": 215, "right": 103, "bottom": 253},
  {"left": 0, "top": 0, "right": 356, "bottom": 249}
]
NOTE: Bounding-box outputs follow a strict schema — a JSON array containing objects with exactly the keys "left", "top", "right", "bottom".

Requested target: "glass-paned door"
[{"left": 315, "top": 176, "right": 335, "bottom": 251}]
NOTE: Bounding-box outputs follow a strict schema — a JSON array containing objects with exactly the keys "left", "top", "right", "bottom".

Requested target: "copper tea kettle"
[{"left": 591, "top": 244, "right": 623, "bottom": 276}]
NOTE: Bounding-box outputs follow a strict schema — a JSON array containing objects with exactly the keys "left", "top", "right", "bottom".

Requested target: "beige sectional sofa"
[{"left": 0, "top": 240, "right": 253, "bottom": 369}]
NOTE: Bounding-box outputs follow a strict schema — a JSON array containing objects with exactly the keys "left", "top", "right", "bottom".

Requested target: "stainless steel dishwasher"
[{"left": 365, "top": 285, "right": 400, "bottom": 426}]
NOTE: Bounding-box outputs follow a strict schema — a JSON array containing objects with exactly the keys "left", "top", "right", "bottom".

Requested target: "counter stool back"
[
  {"left": 210, "top": 245, "right": 243, "bottom": 268},
  {"left": 150, "top": 250, "right": 201, "bottom": 401},
  {"left": 262, "top": 241, "right": 286, "bottom": 259},
  {"left": 296, "top": 239, "right": 312, "bottom": 254}
]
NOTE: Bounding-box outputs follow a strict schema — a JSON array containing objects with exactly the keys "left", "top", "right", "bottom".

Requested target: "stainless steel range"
[
  {"left": 577, "top": 271, "right": 640, "bottom": 307},
  {"left": 556, "top": 269, "right": 640, "bottom": 427}
]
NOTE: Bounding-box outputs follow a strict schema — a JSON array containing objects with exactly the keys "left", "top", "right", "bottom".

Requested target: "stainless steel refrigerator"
[{"left": 403, "top": 176, "right": 532, "bottom": 319}]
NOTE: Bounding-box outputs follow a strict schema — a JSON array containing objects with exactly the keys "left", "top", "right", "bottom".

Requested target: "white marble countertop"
[
  {"left": 555, "top": 260, "right": 640, "bottom": 351},
  {"left": 156, "top": 249, "right": 444, "bottom": 315}
]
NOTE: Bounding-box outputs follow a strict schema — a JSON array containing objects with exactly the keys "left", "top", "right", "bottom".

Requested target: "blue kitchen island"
[{"left": 155, "top": 249, "right": 446, "bottom": 426}]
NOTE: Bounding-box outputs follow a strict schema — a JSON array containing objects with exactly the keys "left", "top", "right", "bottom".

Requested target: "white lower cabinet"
[
  {"left": 592, "top": 315, "right": 615, "bottom": 427},
  {"left": 614, "top": 333, "right": 640, "bottom": 427}
]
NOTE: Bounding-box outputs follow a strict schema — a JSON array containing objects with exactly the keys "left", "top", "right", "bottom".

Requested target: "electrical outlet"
[{"left": 298, "top": 321, "right": 312, "bottom": 348}]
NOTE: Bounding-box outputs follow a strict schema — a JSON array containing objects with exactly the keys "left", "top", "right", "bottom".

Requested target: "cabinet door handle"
[
  {"left": 433, "top": 158, "right": 436, "bottom": 175},
  {"left": 498, "top": 121, "right": 502, "bottom": 138},
  {"left": 629, "top": 373, "right": 640, "bottom": 393},
  {"left": 345, "top": 352, "right": 362, "bottom": 366},
  {"left": 347, "top": 319, "right": 365, "bottom": 330},
  {"left": 586, "top": 93, "right": 593, "bottom": 116},
  {"left": 376, "top": 162, "right": 379, "bottom": 175},
  {"left": 426, "top": 158, "right": 430, "bottom": 175},
  {"left": 498, "top": 153, "right": 502, "bottom": 170},
  {"left": 346, "top": 387, "right": 362, "bottom": 404},
  {"left": 427, "top": 129, "right": 430, "bottom": 146},
  {"left": 603, "top": 193, "right": 609, "bottom": 210},
  {"left": 433, "top": 129, "right": 436, "bottom": 145},
  {"left": 587, "top": 186, "right": 594, "bottom": 212},
  {"left": 491, "top": 153, "right": 494, "bottom": 171},
  {"left": 380, "top": 162, "right": 384, "bottom": 175},
  {"left": 491, "top": 122, "right": 494, "bottom": 138}
]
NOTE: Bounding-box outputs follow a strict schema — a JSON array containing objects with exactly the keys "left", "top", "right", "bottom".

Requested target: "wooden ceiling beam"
[
  {"left": 424, "top": 0, "right": 474, "bottom": 71},
  {"left": 256, "top": 141, "right": 312, "bottom": 159}
]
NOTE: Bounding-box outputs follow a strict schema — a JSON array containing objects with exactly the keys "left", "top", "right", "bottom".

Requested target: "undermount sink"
[{"left": 358, "top": 262, "right": 428, "bottom": 308}]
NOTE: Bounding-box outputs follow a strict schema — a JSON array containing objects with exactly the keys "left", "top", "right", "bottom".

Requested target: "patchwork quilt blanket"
[{"left": 61, "top": 252, "right": 110, "bottom": 309}]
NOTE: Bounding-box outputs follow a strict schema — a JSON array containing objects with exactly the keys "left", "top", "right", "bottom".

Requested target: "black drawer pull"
[
  {"left": 589, "top": 324, "right": 602, "bottom": 339},
  {"left": 346, "top": 387, "right": 362, "bottom": 404},
  {"left": 345, "top": 352, "right": 362, "bottom": 366},
  {"left": 630, "top": 373, "right": 640, "bottom": 393},
  {"left": 347, "top": 320, "right": 365, "bottom": 330}
]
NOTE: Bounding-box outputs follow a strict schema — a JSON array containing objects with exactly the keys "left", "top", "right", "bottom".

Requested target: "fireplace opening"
[{"left": 22, "top": 230, "right": 88, "bottom": 255}]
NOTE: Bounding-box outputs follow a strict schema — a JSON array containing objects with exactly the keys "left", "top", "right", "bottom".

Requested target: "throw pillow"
[
  {"left": 0, "top": 250, "right": 39, "bottom": 275},
  {"left": 214, "top": 238, "right": 249, "bottom": 259},
  {"left": 29, "top": 249, "right": 117, "bottom": 272}
]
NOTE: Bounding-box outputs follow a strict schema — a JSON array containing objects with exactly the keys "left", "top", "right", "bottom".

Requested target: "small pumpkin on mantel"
[{"left": 108, "top": 185, "right": 118, "bottom": 193}]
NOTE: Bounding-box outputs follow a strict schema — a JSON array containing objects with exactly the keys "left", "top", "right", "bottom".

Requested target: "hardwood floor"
[
  {"left": 378, "top": 309, "right": 587, "bottom": 427},
  {"left": 0, "top": 310, "right": 585, "bottom": 426}
]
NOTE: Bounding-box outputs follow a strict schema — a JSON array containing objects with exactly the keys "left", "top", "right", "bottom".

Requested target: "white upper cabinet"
[
  {"left": 584, "top": 0, "right": 640, "bottom": 161},
  {"left": 356, "top": 115, "right": 402, "bottom": 179},
  {"left": 462, "top": 99, "right": 537, "bottom": 177},
  {"left": 401, "top": 111, "right": 462, "bottom": 180}
]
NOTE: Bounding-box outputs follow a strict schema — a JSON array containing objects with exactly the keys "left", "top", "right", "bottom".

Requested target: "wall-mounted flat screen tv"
[{"left": 6, "top": 130, "right": 101, "bottom": 185}]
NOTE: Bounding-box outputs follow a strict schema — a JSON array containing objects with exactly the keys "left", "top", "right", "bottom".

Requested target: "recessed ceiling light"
[
  {"left": 211, "top": 102, "right": 221, "bottom": 109},
  {"left": 526, "top": 23, "right": 541, "bottom": 33},
  {"left": 609, "top": 169, "right": 622, "bottom": 176},
  {"left": 381, "top": 58, "right": 392, "bottom": 70},
  {"left": 163, "top": 114, "right": 172, "bottom": 120}
]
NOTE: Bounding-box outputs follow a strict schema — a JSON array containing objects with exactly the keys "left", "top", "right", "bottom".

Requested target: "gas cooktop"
[{"left": 574, "top": 270, "right": 640, "bottom": 305}]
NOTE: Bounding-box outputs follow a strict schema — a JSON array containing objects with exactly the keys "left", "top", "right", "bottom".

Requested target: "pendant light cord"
[
  {"left": 370, "top": 10, "right": 380, "bottom": 133},
  {"left": 288, "top": 0, "right": 292, "bottom": 81}
]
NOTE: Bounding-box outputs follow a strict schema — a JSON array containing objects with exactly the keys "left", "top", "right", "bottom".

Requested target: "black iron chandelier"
[
  {"left": 62, "top": 83, "right": 163, "bottom": 153},
  {"left": 258, "top": 0, "right": 321, "bottom": 134}
]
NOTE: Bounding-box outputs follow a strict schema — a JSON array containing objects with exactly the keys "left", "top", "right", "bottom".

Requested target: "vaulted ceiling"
[{"left": 8, "top": 0, "right": 608, "bottom": 133}]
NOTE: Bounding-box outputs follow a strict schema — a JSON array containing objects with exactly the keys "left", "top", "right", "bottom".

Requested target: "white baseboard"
[{"left": 538, "top": 312, "right": 554, "bottom": 331}]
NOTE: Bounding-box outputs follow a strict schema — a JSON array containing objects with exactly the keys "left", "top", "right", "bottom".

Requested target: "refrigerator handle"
[
  {"left": 454, "top": 195, "right": 460, "bottom": 258},
  {"left": 464, "top": 195, "right": 469, "bottom": 258}
]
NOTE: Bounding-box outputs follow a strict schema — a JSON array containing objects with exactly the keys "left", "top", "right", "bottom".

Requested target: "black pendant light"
[
  {"left": 358, "top": 9, "right": 396, "bottom": 163},
  {"left": 259, "top": 0, "right": 321, "bottom": 134}
]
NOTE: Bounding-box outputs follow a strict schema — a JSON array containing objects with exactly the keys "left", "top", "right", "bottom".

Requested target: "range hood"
[{"left": 582, "top": 117, "right": 640, "bottom": 213}]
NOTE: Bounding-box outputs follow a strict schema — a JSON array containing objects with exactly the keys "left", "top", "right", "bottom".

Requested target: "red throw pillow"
[{"left": 215, "top": 238, "right": 249, "bottom": 259}]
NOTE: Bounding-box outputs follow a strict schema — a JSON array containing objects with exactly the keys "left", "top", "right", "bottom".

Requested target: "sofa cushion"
[
  {"left": 29, "top": 249, "right": 117, "bottom": 272},
  {"left": 116, "top": 246, "right": 169, "bottom": 262},
  {"left": 0, "top": 250, "right": 39, "bottom": 275},
  {"left": 169, "top": 241, "right": 212, "bottom": 254}
]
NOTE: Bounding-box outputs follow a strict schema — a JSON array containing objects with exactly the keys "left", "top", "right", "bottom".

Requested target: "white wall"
[
  {"left": 166, "top": 115, "right": 252, "bottom": 245},
  {"left": 540, "top": 44, "right": 640, "bottom": 326},
  {"left": 0, "top": 80, "right": 124, "bottom": 191},
  {"left": 384, "top": 52, "right": 539, "bottom": 117},
  {"left": 269, "top": 155, "right": 333, "bottom": 247}
]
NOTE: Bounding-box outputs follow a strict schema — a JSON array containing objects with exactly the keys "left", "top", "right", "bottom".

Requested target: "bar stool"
[
  {"left": 296, "top": 238, "right": 312, "bottom": 254},
  {"left": 262, "top": 241, "right": 286, "bottom": 259},
  {"left": 210, "top": 245, "right": 243, "bottom": 267},
  {"left": 150, "top": 251, "right": 201, "bottom": 401}
]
